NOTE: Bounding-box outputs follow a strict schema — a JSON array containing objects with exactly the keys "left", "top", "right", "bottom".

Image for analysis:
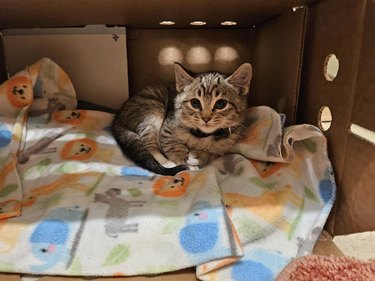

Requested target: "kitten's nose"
[{"left": 202, "top": 117, "right": 211, "bottom": 123}]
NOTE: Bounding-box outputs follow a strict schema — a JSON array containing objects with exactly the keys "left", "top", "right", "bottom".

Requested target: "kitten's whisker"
[{"left": 232, "top": 124, "right": 249, "bottom": 136}]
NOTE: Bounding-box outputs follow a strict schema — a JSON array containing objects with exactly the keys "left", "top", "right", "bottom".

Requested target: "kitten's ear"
[
  {"left": 175, "top": 63, "right": 194, "bottom": 92},
  {"left": 226, "top": 63, "right": 252, "bottom": 95}
]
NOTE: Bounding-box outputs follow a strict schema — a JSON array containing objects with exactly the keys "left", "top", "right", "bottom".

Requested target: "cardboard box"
[
  {"left": 0, "top": 0, "right": 374, "bottom": 280},
  {"left": 2, "top": 25, "right": 129, "bottom": 110}
]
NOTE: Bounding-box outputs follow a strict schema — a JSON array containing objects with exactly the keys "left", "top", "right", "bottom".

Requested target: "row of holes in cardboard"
[
  {"left": 319, "top": 54, "right": 374, "bottom": 145},
  {"left": 317, "top": 54, "right": 338, "bottom": 131}
]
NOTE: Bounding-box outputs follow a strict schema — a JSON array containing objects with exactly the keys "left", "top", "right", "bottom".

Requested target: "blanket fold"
[{"left": 0, "top": 59, "right": 336, "bottom": 281}]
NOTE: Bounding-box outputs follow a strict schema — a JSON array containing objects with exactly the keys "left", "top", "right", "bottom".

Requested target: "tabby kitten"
[{"left": 112, "top": 63, "right": 252, "bottom": 175}]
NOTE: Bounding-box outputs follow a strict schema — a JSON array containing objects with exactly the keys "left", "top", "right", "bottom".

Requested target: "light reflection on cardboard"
[
  {"left": 158, "top": 47, "right": 184, "bottom": 65},
  {"left": 214, "top": 46, "right": 239, "bottom": 62},
  {"left": 158, "top": 46, "right": 240, "bottom": 67},
  {"left": 186, "top": 46, "right": 212, "bottom": 65}
]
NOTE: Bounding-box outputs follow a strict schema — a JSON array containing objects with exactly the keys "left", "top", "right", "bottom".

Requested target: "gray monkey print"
[{"left": 94, "top": 188, "right": 145, "bottom": 238}]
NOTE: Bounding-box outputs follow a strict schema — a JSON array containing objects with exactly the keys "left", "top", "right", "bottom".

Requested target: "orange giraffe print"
[
  {"left": 250, "top": 160, "right": 283, "bottom": 178},
  {"left": 22, "top": 172, "right": 103, "bottom": 208},
  {"left": 224, "top": 185, "right": 303, "bottom": 232},
  {"left": 198, "top": 256, "right": 238, "bottom": 279},
  {"left": 0, "top": 200, "right": 22, "bottom": 220},
  {"left": 240, "top": 117, "right": 272, "bottom": 145},
  {"left": 0, "top": 218, "right": 27, "bottom": 252},
  {"left": 0, "top": 158, "right": 17, "bottom": 187}
]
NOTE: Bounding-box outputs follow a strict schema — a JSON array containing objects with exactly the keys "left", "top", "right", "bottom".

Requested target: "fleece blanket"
[{"left": 0, "top": 58, "right": 336, "bottom": 280}]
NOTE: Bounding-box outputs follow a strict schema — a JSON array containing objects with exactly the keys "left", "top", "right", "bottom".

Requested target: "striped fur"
[{"left": 112, "top": 63, "right": 252, "bottom": 175}]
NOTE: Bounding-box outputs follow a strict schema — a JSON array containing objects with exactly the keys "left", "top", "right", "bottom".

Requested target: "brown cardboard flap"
[
  {"left": 251, "top": 7, "right": 307, "bottom": 125},
  {"left": 312, "top": 230, "right": 344, "bottom": 257},
  {"left": 0, "top": 0, "right": 317, "bottom": 29},
  {"left": 0, "top": 274, "right": 20, "bottom": 281}
]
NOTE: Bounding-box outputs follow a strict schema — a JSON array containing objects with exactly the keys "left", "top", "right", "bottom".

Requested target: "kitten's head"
[{"left": 174, "top": 63, "right": 252, "bottom": 133}]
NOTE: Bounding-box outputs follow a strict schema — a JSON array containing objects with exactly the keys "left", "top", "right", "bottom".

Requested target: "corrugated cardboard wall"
[
  {"left": 335, "top": 0, "right": 375, "bottom": 234},
  {"left": 251, "top": 7, "right": 307, "bottom": 125},
  {"left": 126, "top": 29, "right": 253, "bottom": 95},
  {"left": 0, "top": 39, "right": 7, "bottom": 83},
  {"left": 299, "top": 0, "right": 374, "bottom": 235}
]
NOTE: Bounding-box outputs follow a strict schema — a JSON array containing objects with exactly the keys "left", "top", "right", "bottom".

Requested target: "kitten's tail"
[{"left": 112, "top": 125, "right": 187, "bottom": 176}]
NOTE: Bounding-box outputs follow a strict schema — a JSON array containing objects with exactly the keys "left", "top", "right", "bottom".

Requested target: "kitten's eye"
[
  {"left": 215, "top": 99, "right": 227, "bottom": 109},
  {"left": 190, "top": 99, "right": 201, "bottom": 109}
]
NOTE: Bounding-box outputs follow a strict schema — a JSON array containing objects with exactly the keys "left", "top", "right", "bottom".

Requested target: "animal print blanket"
[{"left": 0, "top": 58, "right": 336, "bottom": 281}]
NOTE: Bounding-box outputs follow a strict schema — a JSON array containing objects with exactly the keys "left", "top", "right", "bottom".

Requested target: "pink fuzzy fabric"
[{"left": 276, "top": 255, "right": 375, "bottom": 281}]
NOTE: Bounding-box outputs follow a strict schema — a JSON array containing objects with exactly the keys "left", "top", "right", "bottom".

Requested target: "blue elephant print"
[
  {"left": 0, "top": 123, "right": 12, "bottom": 149},
  {"left": 319, "top": 173, "right": 335, "bottom": 204},
  {"left": 231, "top": 259, "right": 273, "bottom": 281},
  {"left": 231, "top": 249, "right": 289, "bottom": 281},
  {"left": 29, "top": 206, "right": 86, "bottom": 272},
  {"left": 179, "top": 201, "right": 222, "bottom": 255}
]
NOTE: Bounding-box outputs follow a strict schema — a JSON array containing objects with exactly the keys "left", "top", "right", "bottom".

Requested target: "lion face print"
[
  {"left": 153, "top": 172, "right": 190, "bottom": 198},
  {"left": 53, "top": 110, "right": 87, "bottom": 125},
  {"left": 60, "top": 138, "right": 97, "bottom": 161},
  {"left": 6, "top": 76, "right": 33, "bottom": 108}
]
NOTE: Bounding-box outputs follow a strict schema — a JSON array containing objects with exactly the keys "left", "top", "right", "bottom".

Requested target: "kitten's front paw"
[
  {"left": 187, "top": 153, "right": 200, "bottom": 171},
  {"left": 162, "top": 160, "right": 177, "bottom": 168},
  {"left": 187, "top": 153, "right": 199, "bottom": 166},
  {"left": 188, "top": 165, "right": 200, "bottom": 171}
]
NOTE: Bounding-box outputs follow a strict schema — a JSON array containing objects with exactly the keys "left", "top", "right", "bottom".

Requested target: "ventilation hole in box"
[
  {"left": 318, "top": 106, "right": 332, "bottom": 131},
  {"left": 349, "top": 124, "right": 375, "bottom": 145},
  {"left": 324, "top": 54, "right": 339, "bottom": 81},
  {"left": 220, "top": 21, "right": 237, "bottom": 26},
  {"left": 159, "top": 20, "right": 175, "bottom": 26},
  {"left": 190, "top": 21, "right": 206, "bottom": 26}
]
